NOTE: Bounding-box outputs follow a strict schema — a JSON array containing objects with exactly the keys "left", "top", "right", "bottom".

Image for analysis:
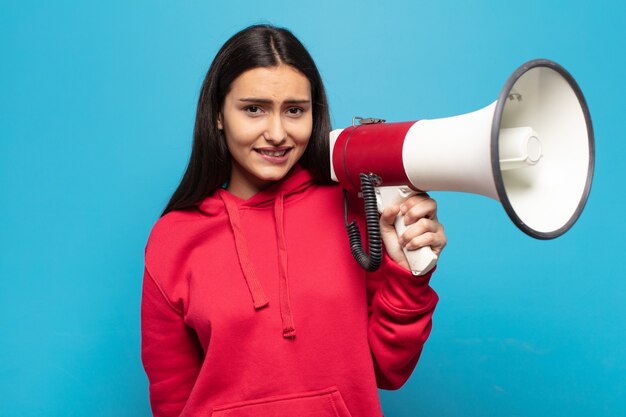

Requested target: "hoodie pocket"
[{"left": 210, "top": 386, "right": 353, "bottom": 417}]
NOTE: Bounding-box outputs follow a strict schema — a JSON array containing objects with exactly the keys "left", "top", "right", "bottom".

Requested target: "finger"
[
  {"left": 399, "top": 218, "right": 438, "bottom": 245},
  {"left": 401, "top": 197, "right": 438, "bottom": 225},
  {"left": 379, "top": 205, "right": 401, "bottom": 228},
  {"left": 404, "top": 231, "right": 447, "bottom": 253},
  {"left": 399, "top": 193, "right": 430, "bottom": 214}
]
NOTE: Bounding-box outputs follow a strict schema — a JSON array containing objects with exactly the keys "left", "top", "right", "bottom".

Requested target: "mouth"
[{"left": 255, "top": 148, "right": 292, "bottom": 158}]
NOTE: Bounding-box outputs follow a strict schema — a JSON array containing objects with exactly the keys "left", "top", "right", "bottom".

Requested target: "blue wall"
[{"left": 1, "top": 1, "right": 624, "bottom": 416}]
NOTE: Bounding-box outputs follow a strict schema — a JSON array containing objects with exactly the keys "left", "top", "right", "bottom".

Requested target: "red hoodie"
[{"left": 141, "top": 166, "right": 439, "bottom": 417}]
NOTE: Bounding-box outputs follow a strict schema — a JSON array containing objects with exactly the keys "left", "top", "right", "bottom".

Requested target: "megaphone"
[{"left": 330, "top": 59, "right": 594, "bottom": 276}]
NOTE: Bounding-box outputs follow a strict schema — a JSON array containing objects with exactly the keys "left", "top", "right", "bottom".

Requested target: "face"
[{"left": 218, "top": 64, "right": 313, "bottom": 199}]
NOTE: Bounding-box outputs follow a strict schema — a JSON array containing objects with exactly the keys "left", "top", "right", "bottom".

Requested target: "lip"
[{"left": 254, "top": 147, "right": 293, "bottom": 164}]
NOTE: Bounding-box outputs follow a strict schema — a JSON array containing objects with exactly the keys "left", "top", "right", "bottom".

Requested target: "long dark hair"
[{"left": 161, "top": 24, "right": 332, "bottom": 216}]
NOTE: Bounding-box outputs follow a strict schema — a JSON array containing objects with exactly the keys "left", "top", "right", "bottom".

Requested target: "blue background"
[{"left": 1, "top": 1, "right": 624, "bottom": 416}]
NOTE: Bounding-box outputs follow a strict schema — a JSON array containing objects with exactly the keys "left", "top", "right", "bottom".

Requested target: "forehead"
[{"left": 227, "top": 65, "right": 311, "bottom": 100}]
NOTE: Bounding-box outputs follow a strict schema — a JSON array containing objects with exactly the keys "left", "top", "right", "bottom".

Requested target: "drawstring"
[
  {"left": 274, "top": 192, "right": 296, "bottom": 339},
  {"left": 221, "top": 196, "right": 269, "bottom": 310},
  {"left": 220, "top": 190, "right": 296, "bottom": 339}
]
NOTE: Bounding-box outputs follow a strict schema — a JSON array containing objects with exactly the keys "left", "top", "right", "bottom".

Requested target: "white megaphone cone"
[{"left": 330, "top": 59, "right": 594, "bottom": 276}]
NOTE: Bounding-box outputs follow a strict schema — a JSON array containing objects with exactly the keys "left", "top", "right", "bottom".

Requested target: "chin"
[
  {"left": 258, "top": 169, "right": 290, "bottom": 183},
  {"left": 258, "top": 163, "right": 295, "bottom": 178}
]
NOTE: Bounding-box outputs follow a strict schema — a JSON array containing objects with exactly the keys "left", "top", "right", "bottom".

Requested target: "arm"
[
  {"left": 367, "top": 194, "right": 445, "bottom": 389},
  {"left": 367, "top": 257, "right": 438, "bottom": 389},
  {"left": 141, "top": 267, "right": 203, "bottom": 417}
]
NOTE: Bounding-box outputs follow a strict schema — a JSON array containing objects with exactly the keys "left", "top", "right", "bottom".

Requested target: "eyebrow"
[{"left": 238, "top": 97, "right": 311, "bottom": 104}]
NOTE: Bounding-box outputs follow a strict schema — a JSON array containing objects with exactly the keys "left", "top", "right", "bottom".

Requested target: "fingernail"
[{"left": 400, "top": 205, "right": 407, "bottom": 214}]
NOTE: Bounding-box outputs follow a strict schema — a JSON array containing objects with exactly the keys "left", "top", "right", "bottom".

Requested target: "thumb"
[
  {"left": 379, "top": 206, "right": 400, "bottom": 232},
  {"left": 379, "top": 205, "right": 410, "bottom": 270}
]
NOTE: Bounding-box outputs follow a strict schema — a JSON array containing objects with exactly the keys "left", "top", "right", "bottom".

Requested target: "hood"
[{"left": 196, "top": 165, "right": 316, "bottom": 339}]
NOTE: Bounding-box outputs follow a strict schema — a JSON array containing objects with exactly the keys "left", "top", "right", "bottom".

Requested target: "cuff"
[{"left": 377, "top": 253, "right": 439, "bottom": 314}]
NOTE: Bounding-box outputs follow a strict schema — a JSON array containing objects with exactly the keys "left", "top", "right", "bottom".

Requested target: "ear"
[{"left": 217, "top": 113, "right": 223, "bottom": 130}]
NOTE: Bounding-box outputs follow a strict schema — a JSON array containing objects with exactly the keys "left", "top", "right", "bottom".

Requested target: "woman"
[{"left": 141, "top": 24, "right": 446, "bottom": 417}]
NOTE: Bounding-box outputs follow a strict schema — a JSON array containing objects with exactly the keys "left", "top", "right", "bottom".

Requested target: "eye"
[
  {"left": 244, "top": 105, "right": 263, "bottom": 115},
  {"left": 286, "top": 107, "right": 304, "bottom": 116}
]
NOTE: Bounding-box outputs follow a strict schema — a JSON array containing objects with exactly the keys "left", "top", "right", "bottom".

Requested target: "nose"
[{"left": 264, "top": 114, "right": 287, "bottom": 144}]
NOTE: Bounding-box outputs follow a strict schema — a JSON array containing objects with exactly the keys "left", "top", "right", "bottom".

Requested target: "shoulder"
[
  {"left": 304, "top": 180, "right": 344, "bottom": 201},
  {"left": 145, "top": 209, "right": 202, "bottom": 255},
  {"left": 144, "top": 205, "right": 223, "bottom": 284},
  {"left": 142, "top": 209, "right": 204, "bottom": 311},
  {"left": 145, "top": 191, "right": 228, "bottom": 251},
  {"left": 296, "top": 181, "right": 364, "bottom": 216}
]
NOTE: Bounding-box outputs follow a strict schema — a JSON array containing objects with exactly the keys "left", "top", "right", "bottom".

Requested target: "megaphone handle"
[
  {"left": 376, "top": 186, "right": 438, "bottom": 276},
  {"left": 393, "top": 214, "right": 439, "bottom": 276}
]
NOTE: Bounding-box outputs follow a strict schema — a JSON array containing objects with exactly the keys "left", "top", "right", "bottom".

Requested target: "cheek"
[
  {"left": 224, "top": 120, "right": 261, "bottom": 148},
  {"left": 291, "top": 118, "right": 313, "bottom": 145},
  {"left": 224, "top": 132, "right": 253, "bottom": 165}
]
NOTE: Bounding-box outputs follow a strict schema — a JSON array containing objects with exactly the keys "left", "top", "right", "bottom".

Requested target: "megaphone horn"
[{"left": 330, "top": 59, "right": 594, "bottom": 275}]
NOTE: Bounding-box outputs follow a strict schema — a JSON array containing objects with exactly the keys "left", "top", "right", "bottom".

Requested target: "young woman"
[{"left": 141, "top": 24, "right": 446, "bottom": 417}]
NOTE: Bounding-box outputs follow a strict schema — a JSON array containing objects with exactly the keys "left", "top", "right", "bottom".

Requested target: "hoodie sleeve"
[
  {"left": 141, "top": 267, "right": 203, "bottom": 417},
  {"left": 366, "top": 253, "right": 439, "bottom": 390}
]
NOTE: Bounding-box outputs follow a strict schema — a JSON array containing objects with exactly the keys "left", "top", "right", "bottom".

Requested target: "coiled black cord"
[{"left": 344, "top": 173, "right": 382, "bottom": 272}]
